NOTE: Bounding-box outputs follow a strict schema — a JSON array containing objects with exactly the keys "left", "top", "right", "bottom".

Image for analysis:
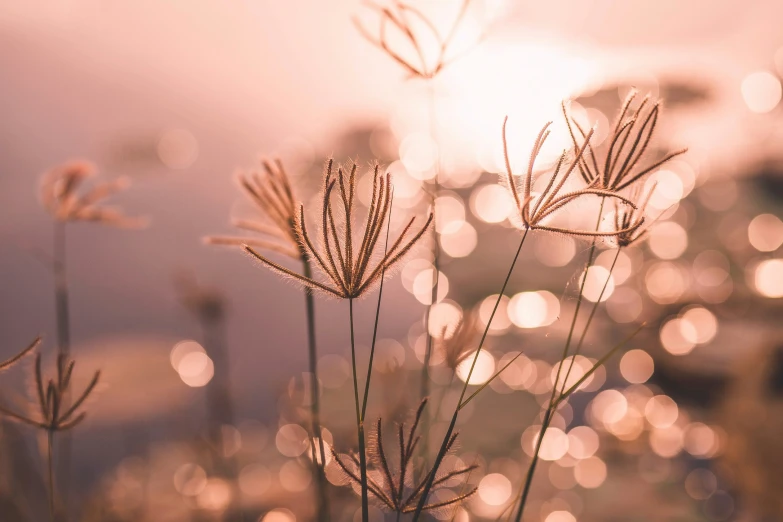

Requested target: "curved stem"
[
  {"left": 412, "top": 229, "right": 530, "bottom": 521},
  {"left": 302, "top": 257, "right": 329, "bottom": 522}
]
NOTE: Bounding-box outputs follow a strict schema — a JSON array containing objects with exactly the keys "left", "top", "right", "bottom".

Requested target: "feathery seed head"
[
  {"left": 502, "top": 118, "right": 638, "bottom": 238},
  {"left": 245, "top": 159, "right": 433, "bottom": 299},
  {"left": 354, "top": 0, "right": 481, "bottom": 80},
  {"left": 562, "top": 91, "right": 687, "bottom": 192},
  {"left": 39, "top": 160, "right": 147, "bottom": 228},
  {"left": 205, "top": 158, "right": 302, "bottom": 259}
]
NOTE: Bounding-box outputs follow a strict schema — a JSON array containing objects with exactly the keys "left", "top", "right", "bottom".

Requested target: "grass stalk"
[
  {"left": 47, "top": 429, "right": 57, "bottom": 522},
  {"left": 302, "top": 257, "right": 329, "bottom": 522},
  {"left": 419, "top": 81, "right": 442, "bottom": 463},
  {"left": 52, "top": 221, "right": 72, "bottom": 512},
  {"left": 412, "top": 228, "right": 530, "bottom": 521},
  {"left": 348, "top": 298, "right": 369, "bottom": 522},
  {"left": 512, "top": 200, "right": 606, "bottom": 522}
]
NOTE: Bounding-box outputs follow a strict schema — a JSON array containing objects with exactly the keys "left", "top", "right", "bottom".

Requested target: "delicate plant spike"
[
  {"left": 331, "top": 399, "right": 477, "bottom": 514},
  {"left": 245, "top": 159, "right": 434, "bottom": 299},
  {"left": 501, "top": 118, "right": 637, "bottom": 238},
  {"left": 0, "top": 353, "right": 100, "bottom": 432},
  {"left": 0, "top": 336, "right": 41, "bottom": 372},
  {"left": 206, "top": 158, "right": 301, "bottom": 259},
  {"left": 435, "top": 314, "right": 478, "bottom": 372},
  {"left": 39, "top": 160, "right": 147, "bottom": 228},
  {"left": 354, "top": 0, "right": 481, "bottom": 80},
  {"left": 562, "top": 92, "right": 687, "bottom": 191}
]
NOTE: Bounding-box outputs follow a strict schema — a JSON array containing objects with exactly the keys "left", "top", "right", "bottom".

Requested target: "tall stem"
[
  {"left": 348, "top": 299, "right": 369, "bottom": 522},
  {"left": 52, "top": 221, "right": 71, "bottom": 512},
  {"left": 47, "top": 429, "right": 57, "bottom": 522},
  {"left": 420, "top": 80, "right": 442, "bottom": 463},
  {"left": 412, "top": 229, "right": 529, "bottom": 521},
  {"left": 513, "top": 200, "right": 605, "bottom": 522},
  {"left": 302, "top": 258, "right": 329, "bottom": 522}
]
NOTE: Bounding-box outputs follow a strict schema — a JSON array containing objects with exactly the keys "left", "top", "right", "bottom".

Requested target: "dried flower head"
[
  {"left": 39, "top": 160, "right": 147, "bottom": 228},
  {"left": 0, "top": 353, "right": 100, "bottom": 432},
  {"left": 0, "top": 337, "right": 41, "bottom": 373},
  {"left": 331, "top": 399, "right": 477, "bottom": 514},
  {"left": 562, "top": 91, "right": 687, "bottom": 192},
  {"left": 245, "top": 159, "right": 433, "bottom": 299},
  {"left": 206, "top": 159, "right": 301, "bottom": 259},
  {"left": 613, "top": 184, "right": 657, "bottom": 248},
  {"left": 502, "top": 118, "right": 636, "bottom": 237},
  {"left": 354, "top": 0, "right": 481, "bottom": 79},
  {"left": 435, "top": 314, "right": 477, "bottom": 372}
]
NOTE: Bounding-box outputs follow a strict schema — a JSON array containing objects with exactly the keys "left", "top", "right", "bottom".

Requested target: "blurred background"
[{"left": 1, "top": 1, "right": 783, "bottom": 521}]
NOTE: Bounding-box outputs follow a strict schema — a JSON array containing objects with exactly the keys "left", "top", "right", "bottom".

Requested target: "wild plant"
[{"left": 205, "top": 158, "right": 331, "bottom": 519}]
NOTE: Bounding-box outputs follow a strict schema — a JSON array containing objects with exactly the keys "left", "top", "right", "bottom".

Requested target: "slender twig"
[{"left": 412, "top": 229, "right": 530, "bottom": 521}]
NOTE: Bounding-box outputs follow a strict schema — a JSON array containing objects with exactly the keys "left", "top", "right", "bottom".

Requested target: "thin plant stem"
[
  {"left": 302, "top": 256, "right": 329, "bottom": 522},
  {"left": 513, "top": 200, "right": 605, "bottom": 522},
  {"left": 361, "top": 193, "right": 394, "bottom": 421},
  {"left": 52, "top": 220, "right": 72, "bottom": 513},
  {"left": 419, "top": 79, "right": 442, "bottom": 464},
  {"left": 412, "top": 229, "right": 530, "bottom": 521},
  {"left": 558, "top": 246, "right": 621, "bottom": 397},
  {"left": 348, "top": 298, "right": 369, "bottom": 522},
  {"left": 47, "top": 429, "right": 56, "bottom": 522}
]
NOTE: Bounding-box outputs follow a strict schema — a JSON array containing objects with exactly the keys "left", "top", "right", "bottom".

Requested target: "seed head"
[
  {"left": 205, "top": 158, "right": 301, "bottom": 259},
  {"left": 562, "top": 91, "right": 687, "bottom": 192},
  {"left": 245, "top": 159, "right": 433, "bottom": 299},
  {"left": 39, "top": 160, "right": 147, "bottom": 228}
]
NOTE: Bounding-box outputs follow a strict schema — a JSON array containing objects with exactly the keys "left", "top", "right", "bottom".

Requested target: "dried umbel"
[
  {"left": 245, "top": 159, "right": 434, "bottom": 299},
  {"left": 39, "top": 160, "right": 147, "bottom": 228},
  {"left": 355, "top": 0, "right": 480, "bottom": 79},
  {"left": 502, "top": 118, "right": 636, "bottom": 237},
  {"left": 206, "top": 159, "right": 301, "bottom": 259},
  {"left": 331, "top": 399, "right": 477, "bottom": 514},
  {"left": 0, "top": 353, "right": 100, "bottom": 432},
  {"left": 0, "top": 337, "right": 40, "bottom": 372},
  {"left": 562, "top": 92, "right": 687, "bottom": 192}
]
